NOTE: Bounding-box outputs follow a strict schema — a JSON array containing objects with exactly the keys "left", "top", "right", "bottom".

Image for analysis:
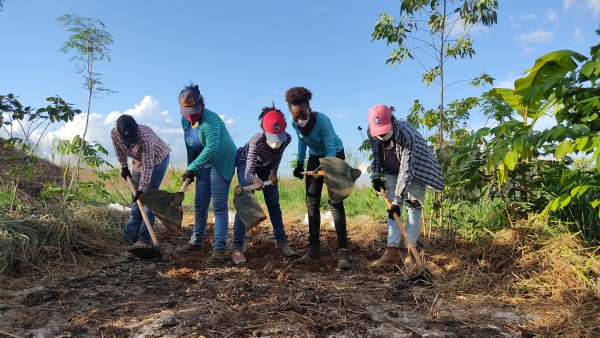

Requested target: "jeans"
[
  {"left": 232, "top": 156, "right": 287, "bottom": 249},
  {"left": 189, "top": 166, "right": 231, "bottom": 249},
  {"left": 384, "top": 173, "right": 426, "bottom": 247},
  {"left": 122, "top": 153, "right": 170, "bottom": 244},
  {"left": 305, "top": 151, "right": 348, "bottom": 249}
]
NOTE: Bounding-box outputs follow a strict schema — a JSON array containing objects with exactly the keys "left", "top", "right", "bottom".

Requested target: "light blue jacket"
[{"left": 289, "top": 112, "right": 343, "bottom": 164}]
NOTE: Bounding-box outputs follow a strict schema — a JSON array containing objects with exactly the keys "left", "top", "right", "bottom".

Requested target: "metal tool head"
[
  {"left": 139, "top": 190, "right": 184, "bottom": 231},
  {"left": 232, "top": 186, "right": 267, "bottom": 229},
  {"left": 127, "top": 246, "right": 162, "bottom": 259},
  {"left": 319, "top": 157, "right": 362, "bottom": 203}
]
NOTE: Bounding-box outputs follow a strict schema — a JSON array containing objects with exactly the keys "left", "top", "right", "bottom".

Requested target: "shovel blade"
[
  {"left": 139, "top": 190, "right": 184, "bottom": 231},
  {"left": 233, "top": 186, "right": 267, "bottom": 229},
  {"left": 128, "top": 246, "right": 162, "bottom": 259},
  {"left": 319, "top": 157, "right": 362, "bottom": 203}
]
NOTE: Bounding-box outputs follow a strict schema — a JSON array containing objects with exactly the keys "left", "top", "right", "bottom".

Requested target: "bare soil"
[{"left": 0, "top": 211, "right": 542, "bottom": 338}]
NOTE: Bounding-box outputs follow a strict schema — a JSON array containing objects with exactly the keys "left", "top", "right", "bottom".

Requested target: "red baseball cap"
[
  {"left": 368, "top": 104, "right": 393, "bottom": 137},
  {"left": 262, "top": 110, "right": 287, "bottom": 142}
]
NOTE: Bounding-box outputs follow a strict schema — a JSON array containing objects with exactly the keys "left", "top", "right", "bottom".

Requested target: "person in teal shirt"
[
  {"left": 286, "top": 86, "right": 350, "bottom": 270},
  {"left": 175, "top": 83, "right": 237, "bottom": 263}
]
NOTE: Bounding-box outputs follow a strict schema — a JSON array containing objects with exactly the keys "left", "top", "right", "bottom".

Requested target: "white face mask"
[
  {"left": 295, "top": 115, "right": 310, "bottom": 127},
  {"left": 267, "top": 142, "right": 282, "bottom": 149},
  {"left": 376, "top": 131, "right": 393, "bottom": 141}
]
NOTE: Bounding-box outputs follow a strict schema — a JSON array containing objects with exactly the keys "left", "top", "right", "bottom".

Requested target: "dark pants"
[{"left": 305, "top": 150, "right": 348, "bottom": 249}]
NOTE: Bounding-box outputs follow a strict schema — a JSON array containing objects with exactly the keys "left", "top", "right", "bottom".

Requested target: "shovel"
[
  {"left": 301, "top": 157, "right": 362, "bottom": 203},
  {"left": 380, "top": 187, "right": 434, "bottom": 284},
  {"left": 139, "top": 179, "right": 192, "bottom": 232},
  {"left": 126, "top": 177, "right": 162, "bottom": 259},
  {"left": 233, "top": 180, "right": 273, "bottom": 229}
]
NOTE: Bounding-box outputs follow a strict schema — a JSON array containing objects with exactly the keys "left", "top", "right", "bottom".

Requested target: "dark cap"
[
  {"left": 116, "top": 115, "right": 139, "bottom": 146},
  {"left": 179, "top": 85, "right": 204, "bottom": 116}
]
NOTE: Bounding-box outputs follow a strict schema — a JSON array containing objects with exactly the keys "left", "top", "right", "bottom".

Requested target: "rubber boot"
[
  {"left": 338, "top": 249, "right": 350, "bottom": 270},
  {"left": 294, "top": 246, "right": 321, "bottom": 264},
  {"left": 276, "top": 242, "right": 298, "bottom": 257},
  {"left": 231, "top": 249, "right": 246, "bottom": 265},
  {"left": 370, "top": 247, "right": 402, "bottom": 266}
]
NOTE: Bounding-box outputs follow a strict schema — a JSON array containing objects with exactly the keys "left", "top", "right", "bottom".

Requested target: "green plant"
[
  {"left": 57, "top": 14, "right": 115, "bottom": 206},
  {"left": 1, "top": 94, "right": 81, "bottom": 211}
]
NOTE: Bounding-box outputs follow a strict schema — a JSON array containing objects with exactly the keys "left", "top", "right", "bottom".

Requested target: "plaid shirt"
[
  {"left": 369, "top": 117, "right": 444, "bottom": 204},
  {"left": 237, "top": 132, "right": 292, "bottom": 182},
  {"left": 111, "top": 124, "right": 171, "bottom": 192}
]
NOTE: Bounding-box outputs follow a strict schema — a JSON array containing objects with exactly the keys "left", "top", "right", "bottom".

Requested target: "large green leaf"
[
  {"left": 555, "top": 140, "right": 573, "bottom": 159},
  {"left": 516, "top": 50, "right": 585, "bottom": 91},
  {"left": 504, "top": 151, "right": 517, "bottom": 171}
]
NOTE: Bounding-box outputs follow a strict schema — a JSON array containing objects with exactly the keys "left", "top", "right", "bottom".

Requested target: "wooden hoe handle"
[
  {"left": 127, "top": 176, "right": 159, "bottom": 246},
  {"left": 379, "top": 187, "right": 422, "bottom": 266}
]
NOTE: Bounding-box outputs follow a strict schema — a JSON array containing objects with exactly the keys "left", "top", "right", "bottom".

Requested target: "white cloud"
[
  {"left": 546, "top": 9, "right": 559, "bottom": 23},
  {"left": 514, "top": 30, "right": 554, "bottom": 44},
  {"left": 564, "top": 0, "right": 600, "bottom": 16},
  {"left": 520, "top": 14, "right": 538, "bottom": 21},
  {"left": 563, "top": 0, "right": 574, "bottom": 10},
  {"left": 573, "top": 27, "right": 584, "bottom": 42},
  {"left": 41, "top": 95, "right": 237, "bottom": 166},
  {"left": 587, "top": 0, "right": 600, "bottom": 16},
  {"left": 495, "top": 72, "right": 518, "bottom": 89}
]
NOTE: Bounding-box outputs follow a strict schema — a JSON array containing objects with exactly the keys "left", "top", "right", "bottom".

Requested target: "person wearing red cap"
[
  {"left": 230, "top": 106, "right": 297, "bottom": 264},
  {"left": 110, "top": 114, "right": 171, "bottom": 248},
  {"left": 367, "top": 104, "right": 444, "bottom": 265},
  {"left": 285, "top": 86, "right": 351, "bottom": 270},
  {"left": 174, "top": 83, "right": 237, "bottom": 262}
]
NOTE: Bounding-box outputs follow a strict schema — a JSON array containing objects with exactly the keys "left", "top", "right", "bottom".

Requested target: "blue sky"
[{"left": 1, "top": 0, "right": 599, "bottom": 176}]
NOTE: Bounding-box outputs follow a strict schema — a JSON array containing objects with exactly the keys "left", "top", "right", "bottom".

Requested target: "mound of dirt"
[{"left": 0, "top": 212, "right": 544, "bottom": 338}]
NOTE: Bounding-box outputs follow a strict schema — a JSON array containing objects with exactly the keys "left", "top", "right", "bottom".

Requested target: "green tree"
[
  {"left": 57, "top": 14, "right": 115, "bottom": 206},
  {"left": 450, "top": 29, "right": 600, "bottom": 241},
  {"left": 1, "top": 94, "right": 81, "bottom": 211},
  {"left": 371, "top": 0, "right": 498, "bottom": 231},
  {"left": 372, "top": 0, "right": 498, "bottom": 150}
]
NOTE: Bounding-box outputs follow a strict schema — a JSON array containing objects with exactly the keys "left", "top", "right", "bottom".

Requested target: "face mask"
[
  {"left": 267, "top": 142, "right": 282, "bottom": 149},
  {"left": 376, "top": 131, "right": 393, "bottom": 141},
  {"left": 295, "top": 115, "right": 310, "bottom": 127}
]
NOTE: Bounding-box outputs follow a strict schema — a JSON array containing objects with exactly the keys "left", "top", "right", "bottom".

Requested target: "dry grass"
[{"left": 419, "top": 220, "right": 600, "bottom": 337}]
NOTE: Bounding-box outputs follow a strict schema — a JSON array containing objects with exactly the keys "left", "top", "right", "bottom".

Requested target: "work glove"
[
  {"left": 293, "top": 163, "right": 304, "bottom": 180},
  {"left": 387, "top": 203, "right": 401, "bottom": 220},
  {"left": 121, "top": 167, "right": 132, "bottom": 180},
  {"left": 182, "top": 170, "right": 195, "bottom": 183},
  {"left": 372, "top": 178, "right": 385, "bottom": 193},
  {"left": 134, "top": 190, "right": 143, "bottom": 202}
]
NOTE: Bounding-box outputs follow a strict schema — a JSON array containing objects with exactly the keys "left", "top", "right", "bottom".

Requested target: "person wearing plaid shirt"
[
  {"left": 111, "top": 114, "right": 171, "bottom": 248},
  {"left": 367, "top": 104, "right": 444, "bottom": 266}
]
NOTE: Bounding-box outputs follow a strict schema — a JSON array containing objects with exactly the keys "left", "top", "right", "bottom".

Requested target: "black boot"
[{"left": 338, "top": 249, "right": 350, "bottom": 270}]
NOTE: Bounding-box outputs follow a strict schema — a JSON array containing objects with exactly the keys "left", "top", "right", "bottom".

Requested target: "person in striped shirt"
[
  {"left": 230, "top": 106, "right": 298, "bottom": 264},
  {"left": 367, "top": 104, "right": 445, "bottom": 266},
  {"left": 286, "top": 86, "right": 351, "bottom": 270},
  {"left": 111, "top": 114, "right": 171, "bottom": 248},
  {"left": 174, "top": 84, "right": 237, "bottom": 263}
]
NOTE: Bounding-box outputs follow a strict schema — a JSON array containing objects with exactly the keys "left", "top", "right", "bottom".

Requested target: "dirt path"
[{"left": 0, "top": 217, "right": 528, "bottom": 337}]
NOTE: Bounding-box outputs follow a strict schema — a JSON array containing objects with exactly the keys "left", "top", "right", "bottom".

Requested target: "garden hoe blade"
[
  {"left": 138, "top": 179, "right": 191, "bottom": 232},
  {"left": 232, "top": 181, "right": 272, "bottom": 229},
  {"left": 128, "top": 245, "right": 162, "bottom": 259},
  {"left": 139, "top": 190, "right": 184, "bottom": 231},
  {"left": 319, "top": 157, "right": 362, "bottom": 204}
]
